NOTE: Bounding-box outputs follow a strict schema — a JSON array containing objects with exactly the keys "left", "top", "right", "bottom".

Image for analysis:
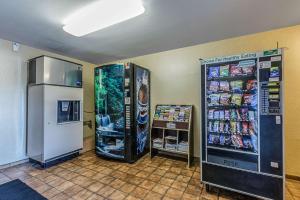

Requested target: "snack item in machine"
[
  {"left": 243, "top": 94, "right": 257, "bottom": 108},
  {"left": 208, "top": 66, "right": 220, "bottom": 79},
  {"left": 230, "top": 121, "right": 237, "bottom": 133},
  {"left": 219, "top": 110, "right": 225, "bottom": 120},
  {"left": 224, "top": 122, "right": 230, "bottom": 133},
  {"left": 219, "top": 121, "right": 225, "bottom": 132},
  {"left": 236, "top": 122, "right": 241, "bottom": 134},
  {"left": 246, "top": 80, "right": 257, "bottom": 91},
  {"left": 209, "top": 81, "right": 219, "bottom": 92},
  {"left": 208, "top": 121, "right": 213, "bottom": 132},
  {"left": 242, "top": 65, "right": 255, "bottom": 75},
  {"left": 220, "top": 65, "right": 230, "bottom": 77},
  {"left": 241, "top": 108, "right": 248, "bottom": 121},
  {"left": 208, "top": 134, "right": 220, "bottom": 145},
  {"left": 208, "top": 109, "right": 214, "bottom": 119},
  {"left": 230, "top": 64, "right": 243, "bottom": 76},
  {"left": 230, "top": 80, "right": 243, "bottom": 91},
  {"left": 231, "top": 135, "right": 243, "bottom": 148},
  {"left": 219, "top": 134, "right": 226, "bottom": 145},
  {"left": 213, "top": 121, "right": 219, "bottom": 132},
  {"left": 225, "top": 135, "right": 231, "bottom": 145},
  {"left": 236, "top": 109, "right": 242, "bottom": 121},
  {"left": 220, "top": 93, "right": 231, "bottom": 106},
  {"left": 219, "top": 81, "right": 230, "bottom": 92},
  {"left": 242, "top": 122, "right": 249, "bottom": 134},
  {"left": 230, "top": 109, "right": 237, "bottom": 120},
  {"left": 231, "top": 94, "right": 242, "bottom": 106},
  {"left": 224, "top": 110, "right": 230, "bottom": 120},
  {"left": 243, "top": 137, "right": 253, "bottom": 149},
  {"left": 213, "top": 110, "right": 220, "bottom": 119},
  {"left": 248, "top": 111, "right": 255, "bottom": 121},
  {"left": 208, "top": 94, "right": 220, "bottom": 106}
]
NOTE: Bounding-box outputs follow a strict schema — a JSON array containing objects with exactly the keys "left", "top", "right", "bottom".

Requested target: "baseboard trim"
[
  {"left": 286, "top": 174, "right": 300, "bottom": 181},
  {"left": 0, "top": 158, "right": 29, "bottom": 170}
]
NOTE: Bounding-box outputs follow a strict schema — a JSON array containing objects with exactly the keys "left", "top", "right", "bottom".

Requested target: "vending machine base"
[{"left": 202, "top": 163, "right": 283, "bottom": 199}]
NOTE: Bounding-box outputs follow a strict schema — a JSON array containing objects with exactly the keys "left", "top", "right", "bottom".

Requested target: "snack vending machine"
[
  {"left": 95, "top": 63, "right": 150, "bottom": 163},
  {"left": 201, "top": 49, "right": 284, "bottom": 199}
]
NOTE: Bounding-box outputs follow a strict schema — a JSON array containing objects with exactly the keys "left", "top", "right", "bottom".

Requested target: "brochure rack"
[{"left": 150, "top": 105, "right": 193, "bottom": 167}]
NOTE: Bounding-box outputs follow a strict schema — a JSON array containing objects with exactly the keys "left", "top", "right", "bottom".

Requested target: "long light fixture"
[{"left": 63, "top": 0, "right": 145, "bottom": 37}]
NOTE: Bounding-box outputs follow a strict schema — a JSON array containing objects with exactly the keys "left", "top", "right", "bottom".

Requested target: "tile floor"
[{"left": 0, "top": 151, "right": 299, "bottom": 200}]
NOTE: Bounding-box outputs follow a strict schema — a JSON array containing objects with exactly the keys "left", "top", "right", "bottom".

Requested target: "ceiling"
[{"left": 0, "top": 0, "right": 300, "bottom": 64}]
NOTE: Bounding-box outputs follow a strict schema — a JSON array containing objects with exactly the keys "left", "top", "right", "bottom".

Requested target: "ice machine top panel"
[{"left": 28, "top": 56, "right": 82, "bottom": 88}]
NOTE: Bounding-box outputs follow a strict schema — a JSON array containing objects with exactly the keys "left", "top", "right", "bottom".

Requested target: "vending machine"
[
  {"left": 201, "top": 49, "right": 284, "bottom": 199},
  {"left": 94, "top": 63, "right": 150, "bottom": 163}
]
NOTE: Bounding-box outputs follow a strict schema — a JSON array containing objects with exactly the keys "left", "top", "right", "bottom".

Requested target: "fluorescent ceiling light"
[{"left": 63, "top": 0, "right": 145, "bottom": 37}]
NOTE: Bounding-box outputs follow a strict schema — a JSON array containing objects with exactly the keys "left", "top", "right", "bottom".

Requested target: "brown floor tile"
[
  {"left": 165, "top": 188, "right": 184, "bottom": 200},
  {"left": 130, "top": 186, "right": 149, "bottom": 199},
  {"left": 42, "top": 188, "right": 61, "bottom": 199},
  {"left": 86, "top": 194, "right": 105, "bottom": 200},
  {"left": 171, "top": 180, "right": 188, "bottom": 191},
  {"left": 185, "top": 185, "right": 202, "bottom": 196},
  {"left": 153, "top": 169, "right": 167, "bottom": 176},
  {"left": 163, "top": 196, "right": 176, "bottom": 200},
  {"left": 176, "top": 175, "right": 191, "bottom": 183},
  {"left": 148, "top": 174, "right": 162, "bottom": 182},
  {"left": 98, "top": 185, "right": 116, "bottom": 198},
  {"left": 140, "top": 180, "right": 156, "bottom": 190},
  {"left": 127, "top": 168, "right": 139, "bottom": 175},
  {"left": 63, "top": 172, "right": 79, "bottom": 181},
  {"left": 192, "top": 172, "right": 200, "bottom": 179},
  {"left": 82, "top": 169, "right": 97, "bottom": 178},
  {"left": 128, "top": 176, "right": 144, "bottom": 185},
  {"left": 43, "top": 175, "right": 60, "bottom": 183},
  {"left": 35, "top": 183, "right": 52, "bottom": 194},
  {"left": 92, "top": 172, "right": 107, "bottom": 181},
  {"left": 72, "top": 189, "right": 93, "bottom": 200},
  {"left": 119, "top": 166, "right": 130, "bottom": 173},
  {"left": 182, "top": 192, "right": 200, "bottom": 200},
  {"left": 125, "top": 195, "right": 141, "bottom": 200},
  {"left": 48, "top": 177, "right": 65, "bottom": 188},
  {"left": 72, "top": 175, "right": 95, "bottom": 188},
  {"left": 109, "top": 190, "right": 127, "bottom": 200},
  {"left": 169, "top": 167, "right": 182, "bottom": 175},
  {"left": 136, "top": 171, "right": 151, "bottom": 178},
  {"left": 55, "top": 180, "right": 74, "bottom": 192},
  {"left": 64, "top": 184, "right": 84, "bottom": 196},
  {"left": 50, "top": 192, "right": 70, "bottom": 200},
  {"left": 159, "top": 177, "right": 175, "bottom": 186},
  {"left": 110, "top": 178, "right": 126, "bottom": 189},
  {"left": 152, "top": 183, "right": 169, "bottom": 195},
  {"left": 164, "top": 172, "right": 178, "bottom": 180},
  {"left": 181, "top": 170, "right": 194, "bottom": 177},
  {"left": 143, "top": 167, "right": 156, "bottom": 173},
  {"left": 144, "top": 191, "right": 163, "bottom": 200},
  {"left": 99, "top": 175, "right": 115, "bottom": 184},
  {"left": 120, "top": 183, "right": 136, "bottom": 193},
  {"left": 87, "top": 181, "right": 104, "bottom": 193}
]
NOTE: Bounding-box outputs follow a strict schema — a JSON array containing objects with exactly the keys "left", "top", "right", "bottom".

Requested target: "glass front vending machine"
[
  {"left": 94, "top": 63, "right": 150, "bottom": 163},
  {"left": 201, "top": 49, "right": 284, "bottom": 200}
]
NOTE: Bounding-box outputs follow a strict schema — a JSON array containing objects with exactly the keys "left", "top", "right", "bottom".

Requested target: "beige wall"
[
  {"left": 100, "top": 25, "right": 300, "bottom": 176},
  {"left": 0, "top": 38, "right": 95, "bottom": 166}
]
